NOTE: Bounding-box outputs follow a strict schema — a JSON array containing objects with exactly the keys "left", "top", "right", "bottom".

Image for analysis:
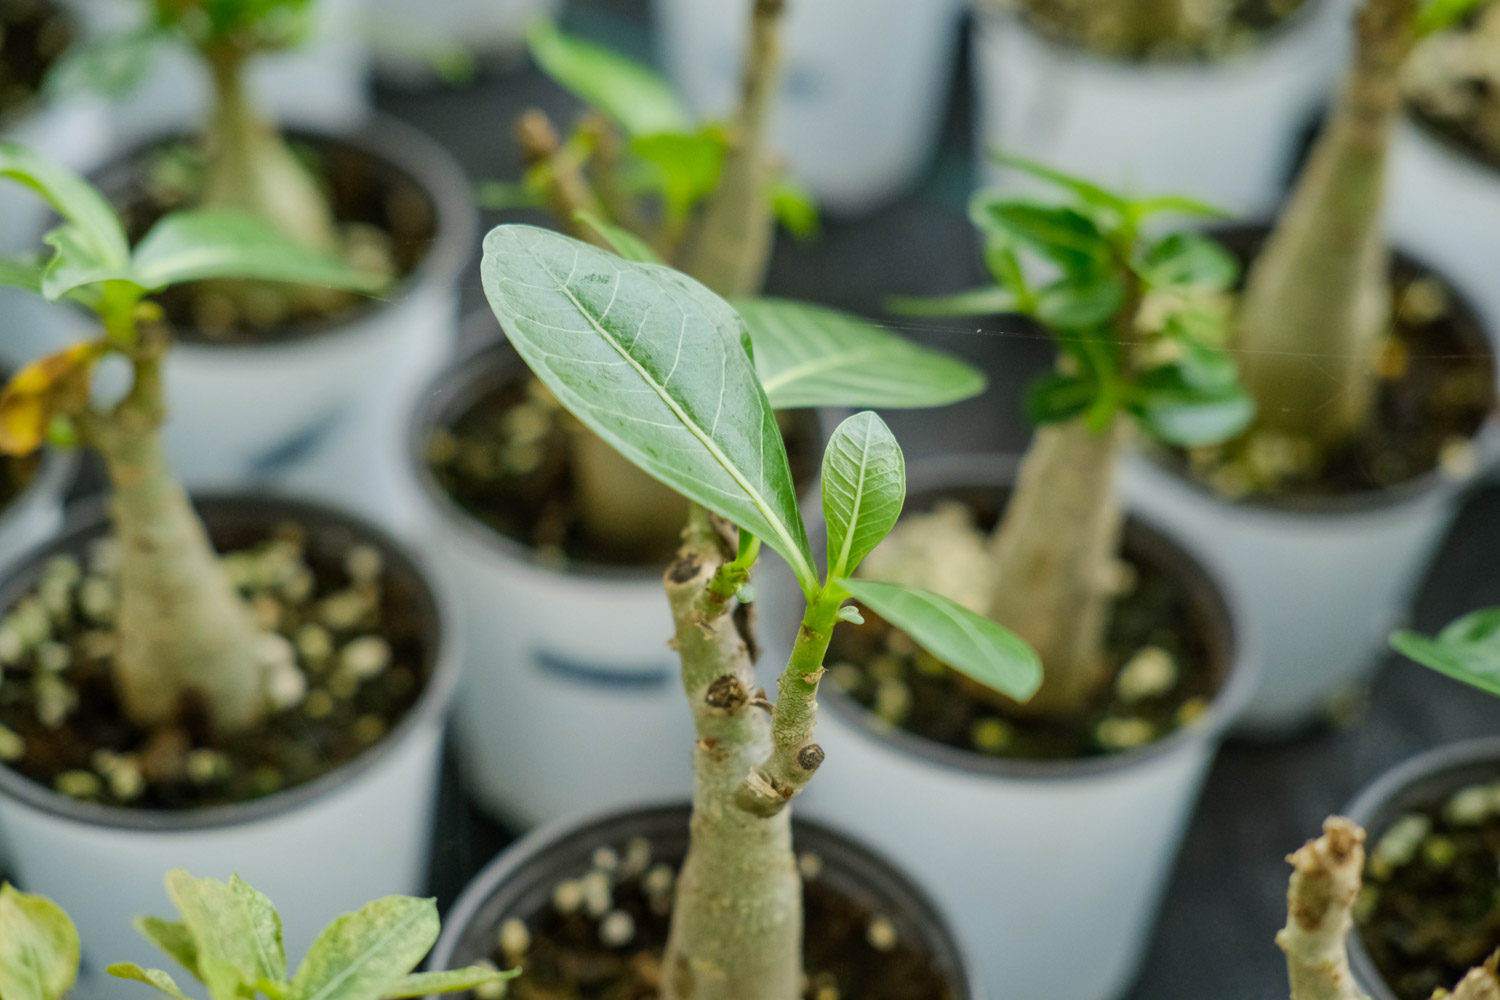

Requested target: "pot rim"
[
  {"left": 0, "top": 489, "right": 463, "bottom": 832},
  {"left": 1130, "top": 224, "right": 1500, "bottom": 520},
  {"left": 427, "top": 799, "right": 978, "bottom": 1000},
  {"left": 88, "top": 112, "right": 475, "bottom": 357},
  {"left": 973, "top": 0, "right": 1335, "bottom": 75},
  {"left": 407, "top": 316, "right": 837, "bottom": 585},
  {"left": 1341, "top": 736, "right": 1500, "bottom": 1000},
  {"left": 818, "top": 452, "right": 1257, "bottom": 784},
  {"left": 1400, "top": 109, "right": 1500, "bottom": 187}
]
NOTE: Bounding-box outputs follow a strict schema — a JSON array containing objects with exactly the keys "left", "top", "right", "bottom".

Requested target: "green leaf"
[
  {"left": 736, "top": 298, "right": 987, "bottom": 409},
  {"left": 1034, "top": 275, "right": 1127, "bottom": 330},
  {"left": 526, "top": 21, "right": 691, "bottom": 137},
  {"left": 476, "top": 180, "right": 545, "bottom": 211},
  {"left": 988, "top": 152, "right": 1128, "bottom": 213},
  {"left": 0, "top": 885, "right": 79, "bottom": 1000},
  {"left": 886, "top": 286, "right": 1018, "bottom": 318},
  {"left": 822, "top": 412, "right": 905, "bottom": 580},
  {"left": 130, "top": 211, "right": 385, "bottom": 293},
  {"left": 1125, "top": 194, "right": 1230, "bottom": 222},
  {"left": 1025, "top": 372, "right": 1096, "bottom": 425},
  {"left": 107, "top": 964, "right": 195, "bottom": 1000},
  {"left": 1416, "top": 0, "right": 1489, "bottom": 34},
  {"left": 285, "top": 897, "right": 438, "bottom": 1000},
  {"left": 0, "top": 143, "right": 130, "bottom": 273},
  {"left": 1393, "top": 620, "right": 1500, "bottom": 699},
  {"left": 40, "top": 226, "right": 136, "bottom": 300},
  {"left": 632, "top": 129, "right": 727, "bottom": 220},
  {"left": 0, "top": 256, "right": 44, "bottom": 295},
  {"left": 481, "top": 225, "right": 817, "bottom": 592},
  {"left": 134, "top": 917, "right": 202, "bottom": 980},
  {"left": 1129, "top": 372, "right": 1255, "bottom": 446},
  {"left": 770, "top": 176, "right": 820, "bottom": 241},
  {"left": 164, "top": 871, "right": 286, "bottom": 1000},
  {"left": 573, "top": 211, "right": 665, "bottom": 265},
  {"left": 1139, "top": 232, "right": 1239, "bottom": 290},
  {"left": 970, "top": 198, "right": 1111, "bottom": 277},
  {"left": 45, "top": 27, "right": 164, "bottom": 100},
  {"left": 380, "top": 966, "right": 520, "bottom": 999},
  {"left": 840, "top": 579, "right": 1042, "bottom": 700}
]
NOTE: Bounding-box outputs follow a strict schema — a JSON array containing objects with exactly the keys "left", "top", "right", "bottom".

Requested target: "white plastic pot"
[
  {"left": 971, "top": 0, "right": 1346, "bottom": 216},
  {"left": 798, "top": 455, "right": 1253, "bottom": 1000},
  {"left": 653, "top": 0, "right": 966, "bottom": 215},
  {"left": 0, "top": 494, "right": 461, "bottom": 1000},
  {"left": 76, "top": 0, "right": 368, "bottom": 143},
  {"left": 85, "top": 115, "right": 475, "bottom": 536},
  {"left": 365, "top": 0, "right": 561, "bottom": 85},
  {"left": 1389, "top": 117, "right": 1500, "bottom": 334}
]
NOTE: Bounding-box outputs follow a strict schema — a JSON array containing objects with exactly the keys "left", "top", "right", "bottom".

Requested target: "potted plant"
[
  {"left": 410, "top": 21, "right": 986, "bottom": 829},
  {"left": 1387, "top": 0, "right": 1500, "bottom": 337},
  {"left": 971, "top": 0, "right": 1347, "bottom": 216},
  {"left": 460, "top": 217, "right": 1038, "bottom": 999},
  {"left": 1118, "top": 0, "right": 1500, "bottom": 733},
  {"left": 47, "top": 0, "right": 474, "bottom": 529},
  {"left": 816, "top": 158, "right": 1256, "bottom": 1000},
  {"left": 0, "top": 146, "right": 460, "bottom": 994},
  {"left": 0, "top": 872, "right": 515, "bottom": 1000},
  {"left": 653, "top": 0, "right": 967, "bottom": 215}
]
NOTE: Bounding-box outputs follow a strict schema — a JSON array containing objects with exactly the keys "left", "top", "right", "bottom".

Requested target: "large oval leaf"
[
  {"left": 736, "top": 299, "right": 986, "bottom": 409},
  {"left": 840, "top": 578, "right": 1041, "bottom": 701},
  {"left": 526, "top": 21, "right": 691, "bottom": 137},
  {"left": 822, "top": 412, "right": 904, "bottom": 580},
  {"left": 482, "top": 225, "right": 816, "bottom": 591}
]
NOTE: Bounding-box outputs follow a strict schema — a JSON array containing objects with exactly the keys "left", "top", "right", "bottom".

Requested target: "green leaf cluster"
[
  {"left": 0, "top": 885, "right": 80, "bottom": 1000},
  {"left": 1393, "top": 610, "right": 1500, "bottom": 699},
  {"left": 897, "top": 154, "right": 1254, "bottom": 448},
  {"left": 481, "top": 225, "right": 1039, "bottom": 701},
  {"left": 111, "top": 871, "right": 515, "bottom": 1000}
]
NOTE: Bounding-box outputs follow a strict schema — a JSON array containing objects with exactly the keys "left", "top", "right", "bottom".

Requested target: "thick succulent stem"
[
  {"left": 987, "top": 417, "right": 1127, "bottom": 716},
  {"left": 1232, "top": 0, "right": 1417, "bottom": 449},
  {"left": 661, "top": 510, "right": 801, "bottom": 1000},
  {"left": 1440, "top": 958, "right": 1500, "bottom": 1000},
  {"left": 1279, "top": 817, "right": 1371, "bottom": 1000},
  {"left": 572, "top": 428, "right": 689, "bottom": 560},
  {"left": 201, "top": 45, "right": 340, "bottom": 253},
  {"left": 684, "top": 0, "right": 785, "bottom": 299},
  {"left": 83, "top": 334, "right": 267, "bottom": 736}
]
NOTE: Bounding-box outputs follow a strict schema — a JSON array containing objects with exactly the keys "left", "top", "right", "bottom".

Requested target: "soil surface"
[
  {"left": 481, "top": 838, "right": 956, "bottom": 1000},
  {"left": 1170, "top": 230, "right": 1496, "bottom": 502},
  {"left": 105, "top": 134, "right": 436, "bottom": 343},
  {"left": 0, "top": 0, "right": 72, "bottom": 121},
  {"left": 828, "top": 506, "right": 1218, "bottom": 760},
  {"left": 428, "top": 362, "right": 822, "bottom": 568},
  {"left": 1358, "top": 782, "right": 1500, "bottom": 1000},
  {"left": 1404, "top": 2, "right": 1500, "bottom": 172},
  {"left": 1014, "top": 0, "right": 1309, "bottom": 62},
  {"left": 0, "top": 517, "right": 431, "bottom": 810}
]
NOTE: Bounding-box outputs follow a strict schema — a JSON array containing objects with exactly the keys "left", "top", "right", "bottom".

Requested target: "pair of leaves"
[
  {"left": 481, "top": 225, "right": 1041, "bottom": 700},
  {"left": 0, "top": 143, "right": 382, "bottom": 306},
  {"left": 1393, "top": 610, "right": 1500, "bottom": 699},
  {"left": 112, "top": 872, "right": 514, "bottom": 1000},
  {"left": 0, "top": 885, "right": 80, "bottom": 1000}
]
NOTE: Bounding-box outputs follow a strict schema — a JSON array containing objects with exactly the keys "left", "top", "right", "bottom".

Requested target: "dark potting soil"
[
  {"left": 1357, "top": 783, "right": 1500, "bottom": 1000},
  {"left": 1175, "top": 234, "right": 1496, "bottom": 502},
  {"left": 483, "top": 840, "right": 955, "bottom": 1000},
  {"left": 0, "top": 519, "right": 429, "bottom": 810},
  {"left": 106, "top": 134, "right": 436, "bottom": 343},
  {"left": 1404, "top": 3, "right": 1500, "bottom": 173},
  {"left": 827, "top": 547, "right": 1217, "bottom": 761},
  {"left": 1017, "top": 0, "right": 1309, "bottom": 62},
  {"left": 0, "top": 0, "right": 72, "bottom": 121},
  {"left": 428, "top": 369, "right": 823, "bottom": 569}
]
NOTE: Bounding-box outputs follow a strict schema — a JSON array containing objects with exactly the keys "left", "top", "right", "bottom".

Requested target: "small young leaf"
[
  {"left": 526, "top": 21, "right": 691, "bottom": 137},
  {"left": 380, "top": 966, "right": 520, "bottom": 999},
  {"left": 989, "top": 152, "right": 1129, "bottom": 213},
  {"left": 482, "top": 225, "right": 817, "bottom": 593},
  {"left": 477, "top": 180, "right": 545, "bottom": 211},
  {"left": 0, "top": 143, "right": 131, "bottom": 275},
  {"left": 107, "top": 964, "right": 195, "bottom": 1000},
  {"left": 737, "top": 298, "right": 986, "bottom": 409},
  {"left": 1024, "top": 372, "right": 1096, "bottom": 426},
  {"left": 969, "top": 197, "right": 1110, "bottom": 276},
  {"left": 1139, "top": 232, "right": 1239, "bottom": 290},
  {"left": 1392, "top": 608, "right": 1500, "bottom": 699},
  {"left": 822, "top": 412, "right": 905, "bottom": 580},
  {"left": 0, "top": 884, "right": 80, "bottom": 1000},
  {"left": 1416, "top": 0, "right": 1489, "bottom": 35},
  {"left": 134, "top": 917, "right": 202, "bottom": 980},
  {"left": 130, "top": 211, "right": 385, "bottom": 293},
  {"left": 886, "top": 286, "right": 1018, "bottom": 318},
  {"left": 769, "top": 176, "right": 820, "bottom": 241},
  {"left": 164, "top": 871, "right": 286, "bottom": 1000},
  {"left": 285, "top": 897, "right": 438, "bottom": 1000},
  {"left": 1128, "top": 375, "right": 1255, "bottom": 447},
  {"left": 41, "top": 225, "right": 136, "bottom": 301},
  {"left": 1034, "top": 275, "right": 1127, "bottom": 331},
  {"left": 632, "top": 129, "right": 727, "bottom": 220},
  {"left": 45, "top": 27, "right": 164, "bottom": 100},
  {"left": 839, "top": 579, "right": 1042, "bottom": 700},
  {"left": 572, "top": 211, "right": 665, "bottom": 265},
  {"left": 1125, "top": 194, "right": 1230, "bottom": 222}
]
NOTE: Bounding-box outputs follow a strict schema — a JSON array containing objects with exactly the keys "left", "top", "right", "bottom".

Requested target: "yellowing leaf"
[{"left": 0, "top": 342, "right": 103, "bottom": 455}]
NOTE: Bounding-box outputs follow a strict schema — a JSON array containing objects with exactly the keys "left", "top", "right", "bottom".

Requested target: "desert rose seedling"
[
  {"left": 0, "top": 143, "right": 377, "bottom": 737},
  {"left": 481, "top": 223, "right": 1040, "bottom": 999}
]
